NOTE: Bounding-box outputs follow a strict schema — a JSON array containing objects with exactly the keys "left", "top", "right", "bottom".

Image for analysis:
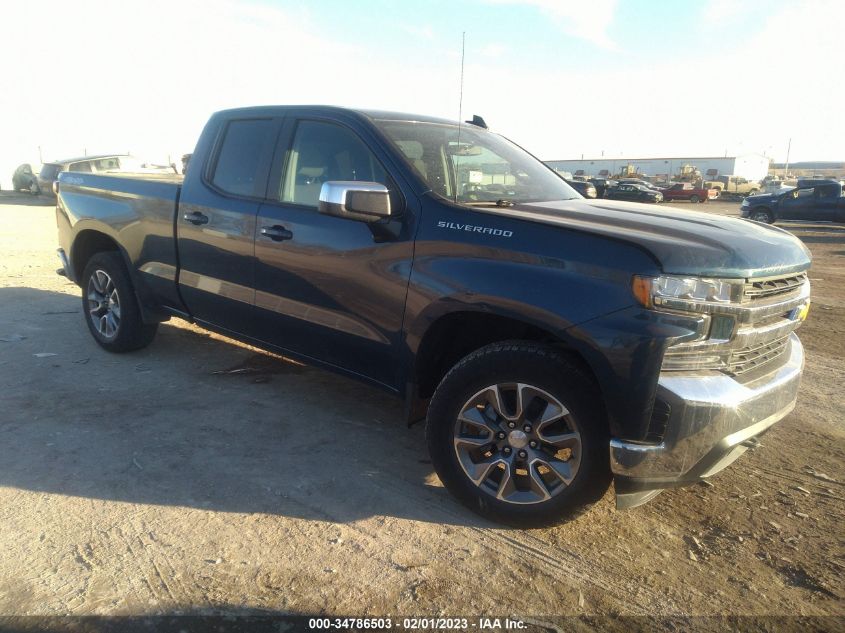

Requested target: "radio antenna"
[{"left": 454, "top": 31, "right": 466, "bottom": 204}]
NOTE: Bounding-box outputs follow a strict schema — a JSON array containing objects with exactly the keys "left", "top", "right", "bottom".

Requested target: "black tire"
[
  {"left": 80, "top": 252, "right": 158, "bottom": 352},
  {"left": 690, "top": 194, "right": 701, "bottom": 203},
  {"left": 426, "top": 341, "right": 611, "bottom": 527},
  {"left": 750, "top": 209, "right": 774, "bottom": 224}
]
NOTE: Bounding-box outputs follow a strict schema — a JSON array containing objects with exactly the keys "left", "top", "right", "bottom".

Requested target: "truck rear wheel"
[
  {"left": 690, "top": 194, "right": 701, "bottom": 203},
  {"left": 426, "top": 341, "right": 611, "bottom": 527},
  {"left": 81, "top": 252, "right": 158, "bottom": 352}
]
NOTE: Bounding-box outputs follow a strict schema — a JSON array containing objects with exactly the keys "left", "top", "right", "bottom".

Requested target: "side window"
[
  {"left": 816, "top": 185, "right": 837, "bottom": 198},
  {"left": 91, "top": 158, "right": 119, "bottom": 172},
  {"left": 68, "top": 162, "right": 93, "bottom": 173},
  {"left": 212, "top": 118, "right": 275, "bottom": 197},
  {"left": 280, "top": 120, "right": 388, "bottom": 207}
]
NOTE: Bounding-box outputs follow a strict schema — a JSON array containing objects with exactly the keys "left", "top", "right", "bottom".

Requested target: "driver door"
[
  {"left": 251, "top": 117, "right": 415, "bottom": 389},
  {"left": 778, "top": 188, "right": 814, "bottom": 220}
]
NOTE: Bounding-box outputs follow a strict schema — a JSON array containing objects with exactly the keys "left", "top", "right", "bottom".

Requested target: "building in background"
[{"left": 545, "top": 154, "right": 770, "bottom": 182}]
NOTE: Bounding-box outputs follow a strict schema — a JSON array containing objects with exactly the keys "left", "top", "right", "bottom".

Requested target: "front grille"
[
  {"left": 743, "top": 273, "right": 807, "bottom": 302},
  {"left": 726, "top": 336, "right": 791, "bottom": 376},
  {"left": 662, "top": 272, "right": 807, "bottom": 378}
]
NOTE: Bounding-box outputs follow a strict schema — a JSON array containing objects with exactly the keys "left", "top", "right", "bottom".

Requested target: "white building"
[{"left": 545, "top": 154, "right": 770, "bottom": 182}]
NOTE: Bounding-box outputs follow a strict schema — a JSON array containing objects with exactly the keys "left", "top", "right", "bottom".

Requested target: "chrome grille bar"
[{"left": 743, "top": 273, "right": 807, "bottom": 302}]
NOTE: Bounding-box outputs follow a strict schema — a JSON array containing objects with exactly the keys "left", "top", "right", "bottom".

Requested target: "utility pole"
[{"left": 784, "top": 138, "right": 792, "bottom": 177}]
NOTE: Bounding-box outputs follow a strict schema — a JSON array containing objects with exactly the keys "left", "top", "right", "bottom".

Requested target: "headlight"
[
  {"left": 740, "top": 199, "right": 749, "bottom": 207},
  {"left": 632, "top": 275, "right": 741, "bottom": 310}
]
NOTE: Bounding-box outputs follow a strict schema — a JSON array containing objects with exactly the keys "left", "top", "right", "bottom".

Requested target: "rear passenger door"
[
  {"left": 251, "top": 116, "right": 415, "bottom": 389},
  {"left": 805, "top": 185, "right": 839, "bottom": 221},
  {"left": 176, "top": 116, "right": 281, "bottom": 333}
]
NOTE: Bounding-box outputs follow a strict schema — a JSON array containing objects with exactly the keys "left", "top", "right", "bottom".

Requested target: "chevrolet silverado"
[{"left": 56, "top": 106, "right": 812, "bottom": 526}]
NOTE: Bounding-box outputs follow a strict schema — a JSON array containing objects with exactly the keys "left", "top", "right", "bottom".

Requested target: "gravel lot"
[{"left": 0, "top": 193, "right": 842, "bottom": 626}]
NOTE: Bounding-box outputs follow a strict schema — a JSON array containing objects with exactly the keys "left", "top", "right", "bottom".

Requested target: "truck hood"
[{"left": 500, "top": 198, "right": 811, "bottom": 278}]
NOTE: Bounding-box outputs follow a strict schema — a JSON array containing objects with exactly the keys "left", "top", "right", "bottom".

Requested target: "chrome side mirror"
[{"left": 318, "top": 181, "right": 391, "bottom": 222}]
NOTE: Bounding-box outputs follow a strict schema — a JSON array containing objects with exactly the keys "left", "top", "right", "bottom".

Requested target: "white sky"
[{"left": 1, "top": 0, "right": 843, "bottom": 186}]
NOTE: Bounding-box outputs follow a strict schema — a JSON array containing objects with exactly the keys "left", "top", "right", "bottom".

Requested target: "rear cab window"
[
  {"left": 91, "top": 157, "right": 120, "bottom": 172},
  {"left": 67, "top": 162, "right": 93, "bottom": 173},
  {"left": 211, "top": 118, "right": 276, "bottom": 197}
]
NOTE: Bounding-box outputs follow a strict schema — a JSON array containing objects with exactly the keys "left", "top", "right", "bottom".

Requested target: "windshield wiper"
[{"left": 463, "top": 198, "right": 516, "bottom": 207}]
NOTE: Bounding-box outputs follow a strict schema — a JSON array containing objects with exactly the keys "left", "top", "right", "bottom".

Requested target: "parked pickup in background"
[
  {"left": 704, "top": 175, "right": 761, "bottom": 197},
  {"left": 564, "top": 178, "right": 597, "bottom": 198},
  {"left": 742, "top": 180, "right": 845, "bottom": 224},
  {"left": 660, "top": 182, "right": 719, "bottom": 203},
  {"left": 56, "top": 105, "right": 812, "bottom": 526}
]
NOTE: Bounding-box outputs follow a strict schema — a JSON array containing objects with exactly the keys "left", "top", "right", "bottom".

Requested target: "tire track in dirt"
[{"left": 275, "top": 461, "right": 675, "bottom": 615}]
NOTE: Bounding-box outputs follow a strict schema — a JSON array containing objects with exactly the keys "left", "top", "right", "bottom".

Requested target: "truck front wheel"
[
  {"left": 426, "top": 341, "right": 611, "bottom": 527},
  {"left": 81, "top": 252, "right": 158, "bottom": 352},
  {"left": 750, "top": 209, "right": 774, "bottom": 224}
]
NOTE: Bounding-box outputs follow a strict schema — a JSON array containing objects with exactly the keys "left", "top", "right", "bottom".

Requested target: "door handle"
[
  {"left": 260, "top": 225, "right": 293, "bottom": 241},
  {"left": 183, "top": 211, "right": 209, "bottom": 225}
]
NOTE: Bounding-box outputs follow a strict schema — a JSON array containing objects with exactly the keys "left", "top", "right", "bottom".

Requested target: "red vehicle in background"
[{"left": 660, "top": 182, "right": 719, "bottom": 203}]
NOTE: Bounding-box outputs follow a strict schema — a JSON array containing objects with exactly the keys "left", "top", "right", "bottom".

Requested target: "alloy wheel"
[
  {"left": 87, "top": 269, "right": 121, "bottom": 339},
  {"left": 453, "top": 383, "right": 582, "bottom": 504}
]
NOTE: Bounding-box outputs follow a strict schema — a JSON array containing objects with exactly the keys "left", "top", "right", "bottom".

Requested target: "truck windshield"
[{"left": 374, "top": 119, "right": 579, "bottom": 205}]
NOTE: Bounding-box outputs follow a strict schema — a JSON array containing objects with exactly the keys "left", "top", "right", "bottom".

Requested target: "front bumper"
[{"left": 610, "top": 333, "right": 804, "bottom": 509}]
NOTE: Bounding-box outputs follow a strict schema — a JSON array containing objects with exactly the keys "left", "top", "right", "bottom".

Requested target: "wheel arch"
[
  {"left": 407, "top": 307, "right": 607, "bottom": 426},
  {"left": 70, "top": 228, "right": 168, "bottom": 324},
  {"left": 70, "top": 228, "right": 125, "bottom": 282}
]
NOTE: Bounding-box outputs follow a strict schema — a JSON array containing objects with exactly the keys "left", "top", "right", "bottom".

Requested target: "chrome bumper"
[{"left": 611, "top": 333, "right": 804, "bottom": 509}]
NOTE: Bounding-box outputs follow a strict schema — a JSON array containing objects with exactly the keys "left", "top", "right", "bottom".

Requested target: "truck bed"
[{"left": 56, "top": 172, "right": 185, "bottom": 316}]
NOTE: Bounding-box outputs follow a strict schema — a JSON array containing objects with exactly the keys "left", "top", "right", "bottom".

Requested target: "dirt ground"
[{"left": 0, "top": 192, "right": 842, "bottom": 626}]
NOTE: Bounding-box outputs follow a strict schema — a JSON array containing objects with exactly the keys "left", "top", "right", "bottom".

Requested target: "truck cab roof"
[{"left": 213, "top": 105, "right": 460, "bottom": 126}]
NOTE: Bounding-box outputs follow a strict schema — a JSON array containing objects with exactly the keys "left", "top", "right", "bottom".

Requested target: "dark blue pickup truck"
[
  {"left": 741, "top": 180, "right": 845, "bottom": 224},
  {"left": 56, "top": 106, "right": 812, "bottom": 526}
]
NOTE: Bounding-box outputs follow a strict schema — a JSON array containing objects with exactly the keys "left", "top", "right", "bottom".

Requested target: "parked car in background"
[
  {"left": 617, "top": 178, "right": 663, "bottom": 192},
  {"left": 38, "top": 155, "right": 128, "bottom": 196},
  {"left": 704, "top": 175, "right": 761, "bottom": 196},
  {"left": 588, "top": 177, "right": 616, "bottom": 198},
  {"left": 660, "top": 182, "right": 718, "bottom": 203},
  {"left": 37, "top": 155, "right": 174, "bottom": 196},
  {"left": 741, "top": 180, "right": 845, "bottom": 223},
  {"left": 11, "top": 164, "right": 40, "bottom": 194},
  {"left": 605, "top": 183, "right": 663, "bottom": 203},
  {"left": 565, "top": 178, "right": 597, "bottom": 198},
  {"left": 761, "top": 179, "right": 792, "bottom": 194}
]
